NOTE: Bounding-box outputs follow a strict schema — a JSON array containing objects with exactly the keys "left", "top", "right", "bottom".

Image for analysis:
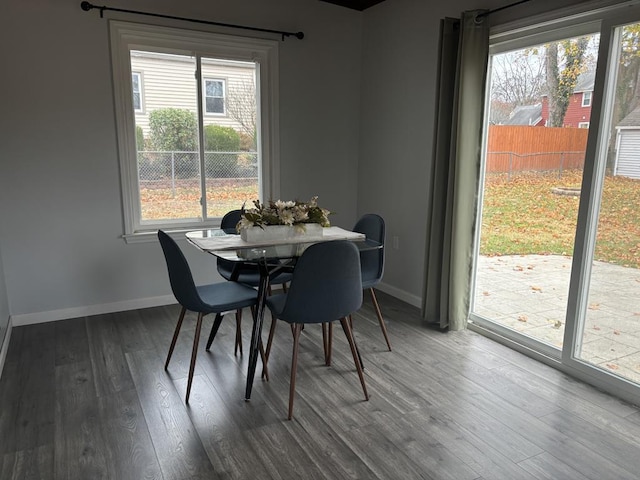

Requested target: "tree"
[
  {"left": 545, "top": 37, "right": 590, "bottom": 127},
  {"left": 489, "top": 49, "right": 545, "bottom": 124},
  {"left": 225, "top": 79, "right": 257, "bottom": 149},
  {"left": 614, "top": 24, "right": 640, "bottom": 124}
]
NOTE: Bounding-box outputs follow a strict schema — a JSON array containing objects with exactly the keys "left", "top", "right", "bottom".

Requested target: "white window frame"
[
  {"left": 578, "top": 121, "right": 590, "bottom": 128},
  {"left": 204, "top": 78, "right": 226, "bottom": 115},
  {"left": 582, "top": 90, "right": 593, "bottom": 107},
  {"left": 109, "top": 21, "right": 280, "bottom": 242},
  {"left": 131, "top": 71, "right": 143, "bottom": 112}
]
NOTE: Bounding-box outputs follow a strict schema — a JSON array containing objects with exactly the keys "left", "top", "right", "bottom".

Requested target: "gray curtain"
[{"left": 422, "top": 11, "right": 490, "bottom": 331}]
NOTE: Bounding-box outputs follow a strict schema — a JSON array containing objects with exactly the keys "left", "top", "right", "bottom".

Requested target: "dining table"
[{"left": 185, "top": 225, "right": 380, "bottom": 401}]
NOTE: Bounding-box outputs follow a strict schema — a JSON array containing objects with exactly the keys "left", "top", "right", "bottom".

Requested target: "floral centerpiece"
[{"left": 237, "top": 196, "right": 331, "bottom": 242}]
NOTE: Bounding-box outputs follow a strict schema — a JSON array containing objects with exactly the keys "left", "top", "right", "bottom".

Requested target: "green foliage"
[
  {"left": 203, "top": 125, "right": 241, "bottom": 151},
  {"left": 135, "top": 125, "right": 145, "bottom": 150},
  {"left": 203, "top": 125, "right": 241, "bottom": 178},
  {"left": 148, "top": 108, "right": 198, "bottom": 152}
]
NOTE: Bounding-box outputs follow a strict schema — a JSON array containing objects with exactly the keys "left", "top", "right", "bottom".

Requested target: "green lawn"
[{"left": 479, "top": 170, "right": 640, "bottom": 268}]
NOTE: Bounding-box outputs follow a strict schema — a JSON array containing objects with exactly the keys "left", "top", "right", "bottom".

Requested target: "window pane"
[
  {"left": 473, "top": 32, "right": 600, "bottom": 349},
  {"left": 130, "top": 50, "right": 202, "bottom": 222},
  {"left": 201, "top": 57, "right": 258, "bottom": 217},
  {"left": 576, "top": 22, "right": 640, "bottom": 384}
]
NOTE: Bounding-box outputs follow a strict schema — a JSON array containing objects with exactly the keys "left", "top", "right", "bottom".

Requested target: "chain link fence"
[
  {"left": 486, "top": 151, "right": 585, "bottom": 180},
  {"left": 137, "top": 150, "right": 258, "bottom": 192}
]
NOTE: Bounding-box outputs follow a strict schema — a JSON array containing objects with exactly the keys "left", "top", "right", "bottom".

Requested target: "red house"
[{"left": 541, "top": 71, "right": 594, "bottom": 128}]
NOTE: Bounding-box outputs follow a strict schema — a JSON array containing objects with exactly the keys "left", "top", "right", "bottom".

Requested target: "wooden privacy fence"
[{"left": 486, "top": 125, "right": 589, "bottom": 176}]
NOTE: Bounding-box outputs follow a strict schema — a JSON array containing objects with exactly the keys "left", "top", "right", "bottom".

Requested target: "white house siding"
[
  {"left": 615, "top": 128, "right": 640, "bottom": 179},
  {"left": 131, "top": 51, "right": 256, "bottom": 139}
]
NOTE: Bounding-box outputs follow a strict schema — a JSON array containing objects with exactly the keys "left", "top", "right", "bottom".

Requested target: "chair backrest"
[
  {"left": 353, "top": 214, "right": 385, "bottom": 285},
  {"left": 279, "top": 240, "right": 362, "bottom": 324},
  {"left": 221, "top": 209, "right": 243, "bottom": 233},
  {"left": 218, "top": 209, "right": 244, "bottom": 274},
  {"left": 158, "top": 230, "right": 206, "bottom": 312}
]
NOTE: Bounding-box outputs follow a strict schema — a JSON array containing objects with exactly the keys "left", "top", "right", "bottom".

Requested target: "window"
[
  {"left": 110, "top": 21, "right": 279, "bottom": 240},
  {"left": 578, "top": 121, "right": 590, "bottom": 128},
  {"left": 204, "top": 78, "right": 225, "bottom": 114},
  {"left": 582, "top": 90, "right": 592, "bottom": 107},
  {"left": 132, "top": 72, "right": 143, "bottom": 112}
]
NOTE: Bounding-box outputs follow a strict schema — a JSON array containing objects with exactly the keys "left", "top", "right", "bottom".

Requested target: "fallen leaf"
[
  {"left": 518, "top": 315, "right": 528, "bottom": 323},
  {"left": 531, "top": 286, "right": 542, "bottom": 292},
  {"left": 588, "top": 303, "right": 600, "bottom": 310},
  {"left": 614, "top": 330, "right": 621, "bottom": 335},
  {"left": 553, "top": 320, "right": 562, "bottom": 329},
  {"left": 606, "top": 363, "right": 619, "bottom": 370},
  {"left": 593, "top": 325, "right": 601, "bottom": 330},
  {"left": 482, "top": 291, "right": 490, "bottom": 296}
]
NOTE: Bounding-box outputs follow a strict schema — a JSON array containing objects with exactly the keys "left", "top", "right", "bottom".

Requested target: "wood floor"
[{"left": 1, "top": 291, "right": 640, "bottom": 480}]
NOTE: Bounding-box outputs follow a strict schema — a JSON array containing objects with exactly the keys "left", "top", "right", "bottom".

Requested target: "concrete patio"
[{"left": 474, "top": 254, "right": 640, "bottom": 384}]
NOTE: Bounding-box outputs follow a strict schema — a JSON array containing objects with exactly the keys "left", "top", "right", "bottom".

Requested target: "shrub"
[
  {"left": 204, "top": 125, "right": 241, "bottom": 151},
  {"left": 149, "top": 108, "right": 198, "bottom": 152},
  {"left": 135, "top": 125, "right": 145, "bottom": 150},
  {"left": 204, "top": 125, "right": 241, "bottom": 178}
]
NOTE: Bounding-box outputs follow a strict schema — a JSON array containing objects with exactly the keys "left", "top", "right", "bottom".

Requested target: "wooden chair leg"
[
  {"left": 370, "top": 288, "right": 391, "bottom": 351},
  {"left": 340, "top": 317, "right": 369, "bottom": 401},
  {"left": 186, "top": 312, "right": 204, "bottom": 404},
  {"left": 322, "top": 323, "right": 329, "bottom": 365},
  {"left": 165, "top": 306, "right": 186, "bottom": 370},
  {"left": 288, "top": 324, "right": 303, "bottom": 420},
  {"left": 259, "top": 340, "right": 269, "bottom": 382},
  {"left": 205, "top": 312, "right": 224, "bottom": 351},
  {"left": 234, "top": 309, "right": 243, "bottom": 356},
  {"left": 262, "top": 313, "right": 278, "bottom": 379},
  {"left": 348, "top": 314, "right": 364, "bottom": 370},
  {"left": 327, "top": 322, "right": 333, "bottom": 366}
]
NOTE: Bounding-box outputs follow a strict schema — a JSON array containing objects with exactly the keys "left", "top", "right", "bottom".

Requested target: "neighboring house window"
[
  {"left": 582, "top": 91, "right": 592, "bottom": 107},
  {"left": 110, "top": 21, "right": 279, "bottom": 240},
  {"left": 204, "top": 79, "right": 225, "bottom": 114},
  {"left": 578, "top": 122, "right": 590, "bottom": 128},
  {"left": 132, "top": 72, "right": 143, "bottom": 112}
]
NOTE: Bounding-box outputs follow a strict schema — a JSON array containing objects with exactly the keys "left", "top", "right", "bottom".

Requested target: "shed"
[{"left": 615, "top": 106, "right": 640, "bottom": 179}]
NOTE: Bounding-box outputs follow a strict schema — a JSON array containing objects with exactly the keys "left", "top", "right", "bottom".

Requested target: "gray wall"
[{"left": 0, "top": 242, "right": 9, "bottom": 350}]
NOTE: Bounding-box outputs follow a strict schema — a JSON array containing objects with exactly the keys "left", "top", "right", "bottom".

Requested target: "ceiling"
[{"left": 319, "top": 0, "right": 387, "bottom": 11}]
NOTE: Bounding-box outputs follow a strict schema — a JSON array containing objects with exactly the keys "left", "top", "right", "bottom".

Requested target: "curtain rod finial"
[{"left": 80, "top": 1, "right": 94, "bottom": 11}]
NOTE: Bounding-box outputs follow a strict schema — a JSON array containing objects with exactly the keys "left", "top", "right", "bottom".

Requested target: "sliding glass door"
[{"left": 471, "top": 6, "right": 640, "bottom": 398}]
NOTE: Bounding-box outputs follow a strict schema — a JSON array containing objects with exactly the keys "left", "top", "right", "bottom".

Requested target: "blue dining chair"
[
  {"left": 216, "top": 209, "right": 293, "bottom": 292},
  {"left": 157, "top": 230, "right": 261, "bottom": 403},
  {"left": 264, "top": 240, "right": 369, "bottom": 420},
  {"left": 353, "top": 214, "right": 391, "bottom": 351}
]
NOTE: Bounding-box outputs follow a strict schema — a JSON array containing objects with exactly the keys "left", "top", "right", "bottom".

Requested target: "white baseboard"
[
  {"left": 10, "top": 295, "right": 177, "bottom": 327},
  {"left": 0, "top": 317, "right": 12, "bottom": 382},
  {"left": 376, "top": 281, "right": 422, "bottom": 308}
]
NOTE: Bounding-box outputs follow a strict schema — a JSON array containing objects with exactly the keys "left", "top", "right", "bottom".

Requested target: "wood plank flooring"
[{"left": 1, "top": 291, "right": 640, "bottom": 479}]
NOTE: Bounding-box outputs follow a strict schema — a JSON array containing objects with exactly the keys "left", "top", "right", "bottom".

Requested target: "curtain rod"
[
  {"left": 79, "top": 1, "right": 304, "bottom": 40},
  {"left": 476, "top": 0, "right": 533, "bottom": 20}
]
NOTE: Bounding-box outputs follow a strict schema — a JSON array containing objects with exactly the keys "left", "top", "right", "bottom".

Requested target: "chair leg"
[
  {"left": 259, "top": 340, "right": 269, "bottom": 382},
  {"left": 165, "top": 306, "right": 187, "bottom": 370},
  {"left": 262, "top": 313, "right": 278, "bottom": 379},
  {"left": 234, "top": 309, "right": 243, "bottom": 356},
  {"left": 288, "top": 323, "right": 303, "bottom": 420},
  {"left": 370, "top": 288, "right": 392, "bottom": 351},
  {"left": 339, "top": 317, "right": 369, "bottom": 401},
  {"left": 205, "top": 312, "right": 224, "bottom": 351},
  {"left": 186, "top": 312, "right": 204, "bottom": 404},
  {"left": 327, "top": 322, "right": 333, "bottom": 366},
  {"left": 348, "top": 314, "right": 364, "bottom": 370},
  {"left": 322, "top": 323, "right": 329, "bottom": 365}
]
